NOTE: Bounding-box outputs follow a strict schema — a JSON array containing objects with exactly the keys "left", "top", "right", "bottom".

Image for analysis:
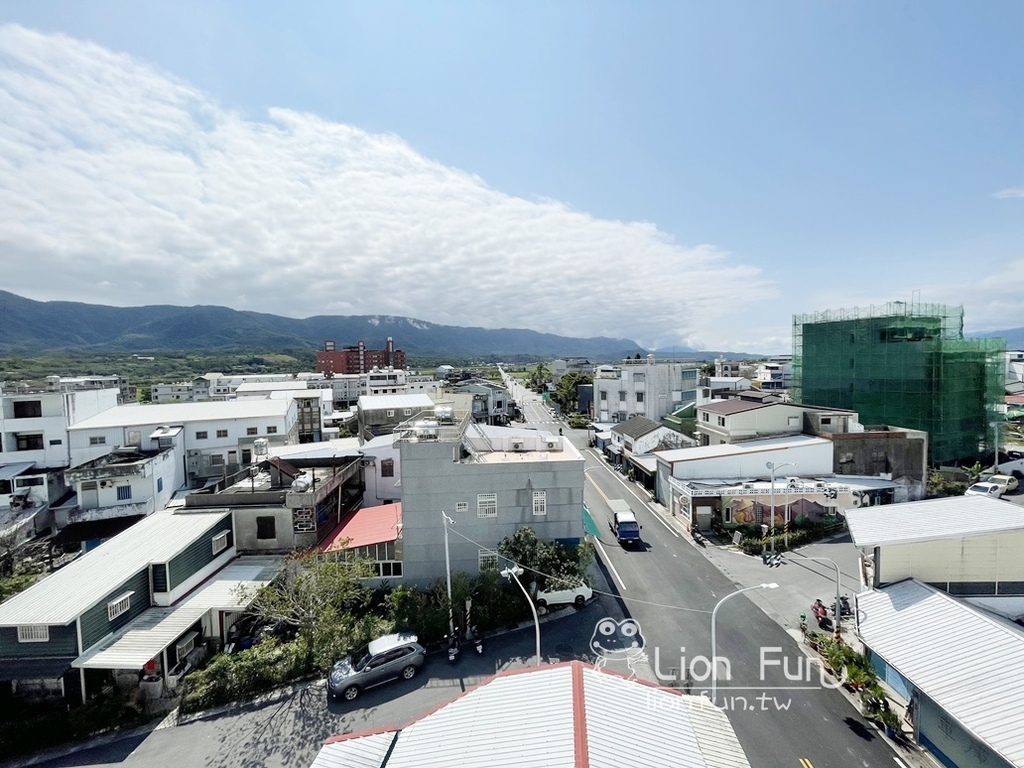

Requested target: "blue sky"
[{"left": 1, "top": 2, "right": 1021, "bottom": 353}]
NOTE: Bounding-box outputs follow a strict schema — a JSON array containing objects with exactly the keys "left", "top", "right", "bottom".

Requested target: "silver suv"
[{"left": 328, "top": 632, "right": 425, "bottom": 701}]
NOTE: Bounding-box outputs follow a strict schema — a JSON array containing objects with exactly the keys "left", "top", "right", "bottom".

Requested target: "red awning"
[{"left": 320, "top": 502, "right": 402, "bottom": 552}]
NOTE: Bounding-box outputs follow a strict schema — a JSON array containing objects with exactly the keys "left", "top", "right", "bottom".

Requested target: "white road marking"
[{"left": 593, "top": 539, "right": 626, "bottom": 592}]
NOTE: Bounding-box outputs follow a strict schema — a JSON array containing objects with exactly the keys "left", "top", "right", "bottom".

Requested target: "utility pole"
[{"left": 442, "top": 512, "right": 455, "bottom": 635}]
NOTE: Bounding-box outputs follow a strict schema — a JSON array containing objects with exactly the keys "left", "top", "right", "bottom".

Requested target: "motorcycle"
[
  {"left": 446, "top": 630, "right": 461, "bottom": 664},
  {"left": 831, "top": 595, "right": 853, "bottom": 618},
  {"left": 468, "top": 625, "right": 483, "bottom": 655},
  {"left": 811, "top": 599, "right": 833, "bottom": 630}
]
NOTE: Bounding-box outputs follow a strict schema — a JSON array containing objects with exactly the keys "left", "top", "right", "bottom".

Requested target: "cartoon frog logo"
[{"left": 590, "top": 617, "right": 646, "bottom": 678}]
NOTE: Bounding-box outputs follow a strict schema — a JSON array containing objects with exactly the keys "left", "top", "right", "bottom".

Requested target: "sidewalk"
[{"left": 647, "top": 498, "right": 942, "bottom": 768}]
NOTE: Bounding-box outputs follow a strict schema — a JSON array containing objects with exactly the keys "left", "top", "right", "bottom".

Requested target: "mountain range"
[{"left": 0, "top": 290, "right": 662, "bottom": 360}]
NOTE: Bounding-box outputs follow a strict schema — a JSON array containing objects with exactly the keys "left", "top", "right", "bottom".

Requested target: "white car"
[
  {"left": 986, "top": 474, "right": 1019, "bottom": 494},
  {"left": 965, "top": 482, "right": 1003, "bottom": 499},
  {"left": 534, "top": 581, "right": 593, "bottom": 609}
]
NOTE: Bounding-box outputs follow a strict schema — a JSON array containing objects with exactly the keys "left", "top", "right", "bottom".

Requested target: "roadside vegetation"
[{"left": 180, "top": 529, "right": 593, "bottom": 714}]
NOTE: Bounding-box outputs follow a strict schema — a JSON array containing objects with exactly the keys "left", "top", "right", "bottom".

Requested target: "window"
[
  {"left": 196, "top": 431, "right": 208, "bottom": 440},
  {"left": 49, "top": 439, "right": 62, "bottom": 446},
  {"left": 13, "top": 401, "right": 42, "bottom": 419},
  {"left": 246, "top": 427, "right": 258, "bottom": 436},
  {"left": 16, "top": 477, "right": 43, "bottom": 487},
  {"left": 210, "top": 454, "right": 224, "bottom": 465},
  {"left": 403, "top": 409, "right": 412, "bottom": 416},
  {"left": 636, "top": 392, "right": 644, "bottom": 403},
  {"left": 380, "top": 459, "right": 394, "bottom": 478},
  {"left": 479, "top": 551, "right": 499, "bottom": 571},
  {"left": 15, "top": 434, "right": 43, "bottom": 451},
  {"left": 17, "top": 625, "right": 48, "bottom": 643},
  {"left": 820, "top": 418, "right": 832, "bottom": 426},
  {"left": 455, "top": 501, "right": 468, "bottom": 514},
  {"left": 532, "top": 490, "right": 547, "bottom": 516},
  {"left": 717, "top": 416, "right": 726, "bottom": 427},
  {"left": 90, "top": 436, "right": 107, "bottom": 446},
  {"left": 386, "top": 410, "right": 395, "bottom": 417},
  {"left": 212, "top": 530, "right": 229, "bottom": 554},
  {"left": 379, "top": 561, "right": 403, "bottom": 577},
  {"left": 618, "top": 391, "right": 627, "bottom": 402},
  {"left": 633, "top": 372, "right": 645, "bottom": 383},
  {"left": 600, "top": 391, "right": 607, "bottom": 401},
  {"left": 256, "top": 516, "right": 276, "bottom": 540},
  {"left": 157, "top": 477, "right": 164, "bottom": 492},
  {"left": 702, "top": 413, "right": 709, "bottom": 422},
  {"left": 477, "top": 493, "right": 497, "bottom": 517},
  {"left": 116, "top": 485, "right": 132, "bottom": 501},
  {"left": 266, "top": 426, "right": 278, "bottom": 434},
  {"left": 107, "top": 592, "right": 133, "bottom": 621},
  {"left": 217, "top": 429, "right": 228, "bottom": 438}
]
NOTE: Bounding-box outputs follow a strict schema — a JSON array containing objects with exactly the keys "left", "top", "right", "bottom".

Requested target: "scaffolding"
[{"left": 792, "top": 301, "right": 1005, "bottom": 464}]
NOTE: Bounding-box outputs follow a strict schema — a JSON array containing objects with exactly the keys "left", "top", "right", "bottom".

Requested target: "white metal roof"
[
  {"left": 68, "top": 399, "right": 292, "bottom": 430},
  {"left": 655, "top": 435, "right": 829, "bottom": 463},
  {"left": 73, "top": 557, "right": 280, "bottom": 669},
  {"left": 0, "top": 508, "right": 232, "bottom": 626},
  {"left": 312, "top": 661, "right": 749, "bottom": 768},
  {"left": 357, "top": 394, "right": 435, "bottom": 411},
  {"left": 846, "top": 495, "right": 1024, "bottom": 547},
  {"left": 858, "top": 580, "right": 1024, "bottom": 766}
]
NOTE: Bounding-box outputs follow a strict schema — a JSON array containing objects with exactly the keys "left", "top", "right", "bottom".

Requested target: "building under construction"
[{"left": 792, "top": 302, "right": 1005, "bottom": 464}]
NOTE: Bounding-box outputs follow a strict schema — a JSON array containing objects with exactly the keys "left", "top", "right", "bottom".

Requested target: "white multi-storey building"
[
  {"left": 68, "top": 400, "right": 298, "bottom": 483},
  {"left": 0, "top": 386, "right": 119, "bottom": 469},
  {"left": 593, "top": 355, "right": 707, "bottom": 424}
]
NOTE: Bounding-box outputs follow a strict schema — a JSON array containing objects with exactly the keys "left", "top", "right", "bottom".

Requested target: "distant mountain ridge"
[{"left": 0, "top": 290, "right": 660, "bottom": 359}]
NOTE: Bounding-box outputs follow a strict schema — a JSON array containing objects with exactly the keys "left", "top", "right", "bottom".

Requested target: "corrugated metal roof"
[
  {"left": 72, "top": 557, "right": 280, "bottom": 669},
  {"left": 68, "top": 399, "right": 291, "bottom": 430},
  {"left": 310, "top": 732, "right": 396, "bottom": 768},
  {"left": 0, "top": 508, "right": 233, "bottom": 626},
  {"left": 313, "top": 661, "right": 749, "bottom": 768},
  {"left": 846, "top": 496, "right": 1024, "bottom": 547},
  {"left": 656, "top": 435, "right": 829, "bottom": 463},
  {"left": 320, "top": 504, "right": 402, "bottom": 552},
  {"left": 858, "top": 580, "right": 1024, "bottom": 766},
  {"left": 584, "top": 668, "right": 706, "bottom": 767}
]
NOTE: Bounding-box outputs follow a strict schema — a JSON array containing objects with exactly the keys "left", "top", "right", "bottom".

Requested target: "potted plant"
[
  {"left": 805, "top": 631, "right": 822, "bottom": 652},
  {"left": 878, "top": 707, "right": 901, "bottom": 738},
  {"left": 844, "top": 664, "right": 872, "bottom": 692}
]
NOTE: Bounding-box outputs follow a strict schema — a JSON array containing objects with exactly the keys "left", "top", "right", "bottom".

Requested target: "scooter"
[
  {"left": 468, "top": 625, "right": 483, "bottom": 655},
  {"left": 446, "top": 630, "right": 461, "bottom": 664},
  {"left": 811, "top": 599, "right": 833, "bottom": 630},
  {"left": 831, "top": 595, "right": 853, "bottom": 618}
]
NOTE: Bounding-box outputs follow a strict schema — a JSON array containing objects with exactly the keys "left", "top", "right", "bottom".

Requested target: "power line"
[{"left": 444, "top": 521, "right": 711, "bottom": 615}]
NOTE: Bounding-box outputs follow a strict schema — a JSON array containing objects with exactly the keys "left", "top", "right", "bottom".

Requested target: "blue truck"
[{"left": 608, "top": 499, "right": 642, "bottom": 547}]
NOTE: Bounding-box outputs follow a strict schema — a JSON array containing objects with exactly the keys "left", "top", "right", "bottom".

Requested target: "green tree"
[
  {"left": 497, "top": 527, "right": 595, "bottom": 589},
  {"left": 553, "top": 372, "right": 592, "bottom": 415},
  {"left": 237, "top": 552, "right": 380, "bottom": 668}
]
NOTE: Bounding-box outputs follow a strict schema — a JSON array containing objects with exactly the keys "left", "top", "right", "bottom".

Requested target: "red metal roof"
[{"left": 319, "top": 502, "right": 401, "bottom": 552}]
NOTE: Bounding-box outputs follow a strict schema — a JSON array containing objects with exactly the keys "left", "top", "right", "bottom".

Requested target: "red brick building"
[{"left": 316, "top": 337, "right": 406, "bottom": 376}]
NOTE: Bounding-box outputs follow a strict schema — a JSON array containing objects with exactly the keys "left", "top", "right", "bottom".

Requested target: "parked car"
[
  {"left": 327, "top": 632, "right": 425, "bottom": 701},
  {"left": 534, "top": 580, "right": 593, "bottom": 608},
  {"left": 986, "top": 474, "right": 1019, "bottom": 494},
  {"left": 965, "top": 482, "right": 1003, "bottom": 498}
]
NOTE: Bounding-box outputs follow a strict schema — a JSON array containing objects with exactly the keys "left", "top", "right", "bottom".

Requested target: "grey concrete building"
[{"left": 396, "top": 417, "right": 585, "bottom": 586}]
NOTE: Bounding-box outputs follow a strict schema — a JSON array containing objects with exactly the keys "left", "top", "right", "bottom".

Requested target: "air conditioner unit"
[
  {"left": 99, "top": 481, "right": 109, "bottom": 488},
  {"left": 742, "top": 483, "right": 753, "bottom": 489},
  {"left": 546, "top": 440, "right": 558, "bottom": 450},
  {"left": 815, "top": 482, "right": 826, "bottom": 489},
  {"left": 511, "top": 441, "right": 524, "bottom": 451},
  {"left": 176, "top": 631, "right": 198, "bottom": 660}
]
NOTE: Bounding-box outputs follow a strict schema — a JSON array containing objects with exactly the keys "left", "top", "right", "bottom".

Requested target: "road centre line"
[{"left": 584, "top": 454, "right": 679, "bottom": 538}]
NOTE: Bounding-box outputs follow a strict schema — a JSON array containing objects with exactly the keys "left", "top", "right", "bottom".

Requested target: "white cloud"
[
  {"left": 992, "top": 188, "right": 1024, "bottom": 199},
  {"left": 0, "top": 24, "right": 775, "bottom": 351}
]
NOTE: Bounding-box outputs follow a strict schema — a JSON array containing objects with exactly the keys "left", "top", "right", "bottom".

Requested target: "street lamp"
[
  {"left": 501, "top": 565, "right": 541, "bottom": 667},
  {"left": 442, "top": 512, "right": 455, "bottom": 635},
  {"left": 765, "top": 461, "right": 793, "bottom": 562},
  {"left": 711, "top": 583, "right": 778, "bottom": 703}
]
